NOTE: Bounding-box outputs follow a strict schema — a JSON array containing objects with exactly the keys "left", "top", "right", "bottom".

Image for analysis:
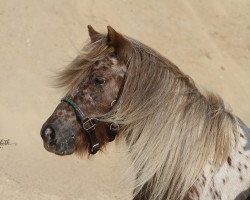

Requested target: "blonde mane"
[{"left": 57, "top": 35, "right": 239, "bottom": 200}]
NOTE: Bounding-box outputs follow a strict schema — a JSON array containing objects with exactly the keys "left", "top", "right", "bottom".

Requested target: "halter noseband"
[{"left": 61, "top": 97, "right": 119, "bottom": 154}]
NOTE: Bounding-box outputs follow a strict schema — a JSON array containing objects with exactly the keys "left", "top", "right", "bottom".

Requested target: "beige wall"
[{"left": 0, "top": 1, "right": 249, "bottom": 199}]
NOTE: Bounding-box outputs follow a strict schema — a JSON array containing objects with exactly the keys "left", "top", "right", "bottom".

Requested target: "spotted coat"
[{"left": 186, "top": 118, "right": 250, "bottom": 200}]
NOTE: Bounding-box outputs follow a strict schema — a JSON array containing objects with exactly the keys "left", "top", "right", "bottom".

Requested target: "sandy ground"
[{"left": 0, "top": 0, "right": 249, "bottom": 199}]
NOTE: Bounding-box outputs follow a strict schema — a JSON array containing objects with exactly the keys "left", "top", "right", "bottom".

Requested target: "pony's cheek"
[
  {"left": 74, "top": 132, "right": 89, "bottom": 156},
  {"left": 77, "top": 89, "right": 98, "bottom": 106}
]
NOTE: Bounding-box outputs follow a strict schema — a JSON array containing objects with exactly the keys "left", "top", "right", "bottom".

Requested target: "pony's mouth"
[{"left": 43, "top": 138, "right": 76, "bottom": 156}]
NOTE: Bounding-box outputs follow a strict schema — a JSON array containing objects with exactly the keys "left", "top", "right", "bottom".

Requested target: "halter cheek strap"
[
  {"left": 61, "top": 97, "right": 119, "bottom": 154},
  {"left": 61, "top": 97, "right": 100, "bottom": 154}
]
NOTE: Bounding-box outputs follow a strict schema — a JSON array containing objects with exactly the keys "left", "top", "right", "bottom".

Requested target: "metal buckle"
[
  {"left": 90, "top": 143, "right": 100, "bottom": 154},
  {"left": 109, "top": 123, "right": 120, "bottom": 131},
  {"left": 82, "top": 118, "right": 96, "bottom": 131}
]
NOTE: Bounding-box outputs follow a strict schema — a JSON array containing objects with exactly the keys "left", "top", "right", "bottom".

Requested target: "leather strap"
[
  {"left": 61, "top": 97, "right": 119, "bottom": 154},
  {"left": 62, "top": 97, "right": 101, "bottom": 154}
]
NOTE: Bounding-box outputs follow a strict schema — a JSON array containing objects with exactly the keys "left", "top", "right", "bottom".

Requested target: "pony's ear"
[
  {"left": 107, "top": 26, "right": 131, "bottom": 61},
  {"left": 87, "top": 25, "right": 102, "bottom": 42}
]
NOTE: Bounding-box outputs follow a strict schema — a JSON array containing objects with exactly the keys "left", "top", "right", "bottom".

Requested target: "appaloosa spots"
[
  {"left": 227, "top": 157, "right": 232, "bottom": 166},
  {"left": 190, "top": 186, "right": 200, "bottom": 198},
  {"left": 65, "top": 106, "right": 71, "bottom": 112},
  {"left": 202, "top": 177, "right": 206, "bottom": 186},
  {"left": 65, "top": 114, "right": 70, "bottom": 118},
  {"left": 238, "top": 163, "right": 242, "bottom": 172},
  {"left": 238, "top": 167, "right": 242, "bottom": 172},
  {"left": 214, "top": 190, "right": 221, "bottom": 199}
]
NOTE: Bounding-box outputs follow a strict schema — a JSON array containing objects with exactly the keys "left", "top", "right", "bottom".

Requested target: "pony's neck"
[{"left": 126, "top": 78, "right": 239, "bottom": 200}]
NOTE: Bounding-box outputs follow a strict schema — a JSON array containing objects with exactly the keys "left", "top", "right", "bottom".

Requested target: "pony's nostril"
[
  {"left": 46, "top": 127, "right": 55, "bottom": 140},
  {"left": 42, "top": 126, "right": 56, "bottom": 144}
]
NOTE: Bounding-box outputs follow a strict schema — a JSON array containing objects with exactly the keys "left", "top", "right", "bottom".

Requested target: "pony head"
[{"left": 40, "top": 26, "right": 129, "bottom": 155}]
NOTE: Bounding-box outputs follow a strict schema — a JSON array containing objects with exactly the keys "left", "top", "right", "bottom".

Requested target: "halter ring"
[
  {"left": 111, "top": 100, "right": 117, "bottom": 107},
  {"left": 109, "top": 123, "right": 120, "bottom": 131}
]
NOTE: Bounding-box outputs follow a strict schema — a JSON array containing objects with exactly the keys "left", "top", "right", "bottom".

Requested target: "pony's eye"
[{"left": 93, "top": 77, "right": 106, "bottom": 85}]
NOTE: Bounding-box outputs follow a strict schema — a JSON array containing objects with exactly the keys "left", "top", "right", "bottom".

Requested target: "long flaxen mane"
[{"left": 56, "top": 31, "right": 239, "bottom": 200}]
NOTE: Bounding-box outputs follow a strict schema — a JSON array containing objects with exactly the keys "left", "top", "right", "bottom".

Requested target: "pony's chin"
[
  {"left": 43, "top": 142, "right": 75, "bottom": 156},
  {"left": 54, "top": 150, "right": 75, "bottom": 156}
]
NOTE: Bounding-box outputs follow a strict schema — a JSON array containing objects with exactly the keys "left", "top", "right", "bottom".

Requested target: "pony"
[{"left": 41, "top": 25, "right": 250, "bottom": 200}]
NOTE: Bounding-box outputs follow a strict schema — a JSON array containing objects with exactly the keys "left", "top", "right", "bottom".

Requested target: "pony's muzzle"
[{"left": 40, "top": 121, "right": 76, "bottom": 155}]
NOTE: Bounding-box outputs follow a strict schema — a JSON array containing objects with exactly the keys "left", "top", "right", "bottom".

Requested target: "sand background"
[{"left": 0, "top": 0, "right": 249, "bottom": 199}]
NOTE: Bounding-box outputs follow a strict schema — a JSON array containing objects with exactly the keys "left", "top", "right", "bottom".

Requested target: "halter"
[{"left": 61, "top": 97, "right": 119, "bottom": 154}]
